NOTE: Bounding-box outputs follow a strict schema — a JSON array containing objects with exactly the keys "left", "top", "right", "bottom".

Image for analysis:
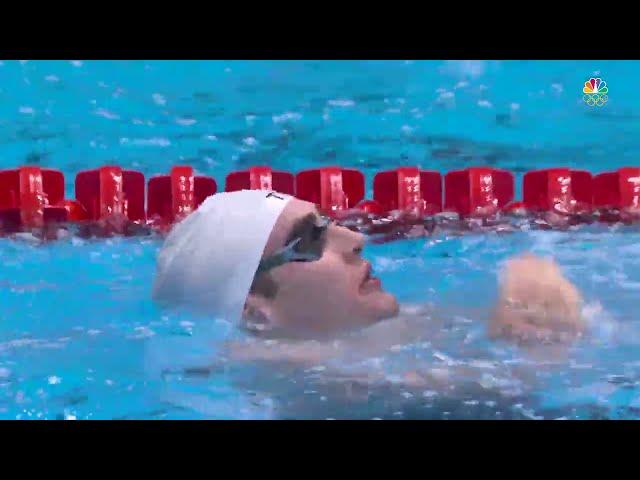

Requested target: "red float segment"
[
  {"left": 594, "top": 168, "right": 640, "bottom": 212},
  {"left": 170, "top": 166, "right": 195, "bottom": 220},
  {"left": 147, "top": 166, "right": 217, "bottom": 225},
  {"left": 194, "top": 176, "right": 217, "bottom": 210},
  {"left": 56, "top": 199, "right": 89, "bottom": 222},
  {"left": 0, "top": 209, "right": 21, "bottom": 233},
  {"left": 0, "top": 167, "right": 67, "bottom": 228},
  {"left": 570, "top": 170, "right": 593, "bottom": 209},
  {"left": 356, "top": 200, "right": 384, "bottom": 216},
  {"left": 295, "top": 167, "right": 365, "bottom": 215},
  {"left": 42, "top": 206, "right": 68, "bottom": 224},
  {"left": 0, "top": 167, "right": 65, "bottom": 209},
  {"left": 225, "top": 166, "right": 295, "bottom": 195},
  {"left": 17, "top": 167, "right": 48, "bottom": 227},
  {"left": 523, "top": 168, "right": 593, "bottom": 214},
  {"left": 502, "top": 201, "right": 527, "bottom": 214},
  {"left": 0, "top": 207, "right": 67, "bottom": 234},
  {"left": 122, "top": 171, "right": 146, "bottom": 222},
  {"left": 373, "top": 167, "right": 442, "bottom": 215},
  {"left": 444, "top": 167, "right": 514, "bottom": 217},
  {"left": 75, "top": 166, "right": 146, "bottom": 223},
  {"left": 147, "top": 176, "right": 170, "bottom": 223}
]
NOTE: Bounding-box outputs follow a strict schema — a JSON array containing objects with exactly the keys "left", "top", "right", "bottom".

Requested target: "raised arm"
[{"left": 489, "top": 253, "right": 585, "bottom": 344}]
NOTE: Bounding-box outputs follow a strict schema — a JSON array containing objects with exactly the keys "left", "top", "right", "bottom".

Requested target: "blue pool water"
[{"left": 2, "top": 60, "right": 640, "bottom": 419}]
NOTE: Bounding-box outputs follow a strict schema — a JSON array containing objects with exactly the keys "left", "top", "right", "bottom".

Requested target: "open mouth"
[{"left": 359, "top": 262, "right": 381, "bottom": 293}]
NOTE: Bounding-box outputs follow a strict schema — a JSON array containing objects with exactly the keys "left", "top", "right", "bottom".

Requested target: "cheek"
[
  {"left": 273, "top": 256, "right": 357, "bottom": 304},
  {"left": 267, "top": 256, "right": 397, "bottom": 334}
]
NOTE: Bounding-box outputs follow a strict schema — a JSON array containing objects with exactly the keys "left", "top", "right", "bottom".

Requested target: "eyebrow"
[{"left": 284, "top": 212, "right": 318, "bottom": 246}]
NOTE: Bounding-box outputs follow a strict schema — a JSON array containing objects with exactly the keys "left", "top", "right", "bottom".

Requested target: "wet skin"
[{"left": 243, "top": 198, "right": 400, "bottom": 339}]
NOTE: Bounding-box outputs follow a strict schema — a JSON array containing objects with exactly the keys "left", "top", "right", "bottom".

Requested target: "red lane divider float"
[
  {"left": 76, "top": 166, "right": 146, "bottom": 221},
  {"left": 0, "top": 167, "right": 67, "bottom": 233},
  {"left": 594, "top": 167, "right": 640, "bottom": 223},
  {"left": 523, "top": 168, "right": 593, "bottom": 216},
  {"left": 58, "top": 199, "right": 89, "bottom": 222},
  {"left": 295, "top": 167, "right": 365, "bottom": 217},
  {"left": 225, "top": 166, "right": 295, "bottom": 194},
  {"left": 374, "top": 167, "right": 442, "bottom": 217},
  {"left": 445, "top": 167, "right": 514, "bottom": 218},
  {"left": 147, "top": 166, "right": 217, "bottom": 229},
  {"left": 354, "top": 167, "right": 441, "bottom": 237},
  {"left": 75, "top": 165, "right": 146, "bottom": 235},
  {"left": 3, "top": 163, "right": 640, "bottom": 238}
]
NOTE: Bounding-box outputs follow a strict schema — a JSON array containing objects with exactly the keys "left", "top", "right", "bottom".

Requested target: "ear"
[{"left": 242, "top": 293, "right": 278, "bottom": 335}]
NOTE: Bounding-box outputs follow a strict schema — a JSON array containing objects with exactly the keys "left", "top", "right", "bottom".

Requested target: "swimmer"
[{"left": 153, "top": 190, "right": 586, "bottom": 367}]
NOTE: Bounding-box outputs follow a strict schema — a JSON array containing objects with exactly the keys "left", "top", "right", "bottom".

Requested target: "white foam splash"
[
  {"left": 152, "top": 93, "right": 166, "bottom": 106},
  {"left": 373, "top": 257, "right": 413, "bottom": 273},
  {"left": 272, "top": 112, "right": 301, "bottom": 123},
  {"left": 436, "top": 90, "right": 456, "bottom": 108},
  {"left": 129, "top": 326, "right": 156, "bottom": 339},
  {"left": 619, "top": 281, "right": 640, "bottom": 290},
  {"left": 440, "top": 60, "right": 487, "bottom": 79},
  {"left": 176, "top": 117, "right": 197, "bottom": 126},
  {"left": 327, "top": 99, "right": 355, "bottom": 107},
  {"left": 582, "top": 301, "right": 617, "bottom": 342},
  {"left": 94, "top": 108, "right": 120, "bottom": 120},
  {"left": 120, "top": 137, "right": 171, "bottom": 147}
]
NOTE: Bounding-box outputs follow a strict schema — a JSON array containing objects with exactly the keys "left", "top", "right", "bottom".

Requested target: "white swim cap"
[{"left": 152, "top": 190, "right": 294, "bottom": 322}]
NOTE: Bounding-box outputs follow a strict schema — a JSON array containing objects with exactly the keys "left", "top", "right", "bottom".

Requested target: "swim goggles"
[{"left": 255, "top": 216, "right": 331, "bottom": 275}]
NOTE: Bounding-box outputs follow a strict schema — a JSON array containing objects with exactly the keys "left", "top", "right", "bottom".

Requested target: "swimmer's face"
[{"left": 245, "top": 198, "right": 399, "bottom": 338}]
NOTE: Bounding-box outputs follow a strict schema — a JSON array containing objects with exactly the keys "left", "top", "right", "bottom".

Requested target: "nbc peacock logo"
[{"left": 583, "top": 77, "right": 608, "bottom": 107}]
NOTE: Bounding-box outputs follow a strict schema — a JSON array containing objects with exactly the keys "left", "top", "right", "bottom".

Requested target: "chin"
[
  {"left": 365, "top": 291, "right": 400, "bottom": 322},
  {"left": 385, "top": 294, "right": 401, "bottom": 318}
]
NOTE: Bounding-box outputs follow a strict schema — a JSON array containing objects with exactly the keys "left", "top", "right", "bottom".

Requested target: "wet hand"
[{"left": 490, "top": 254, "right": 585, "bottom": 344}]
